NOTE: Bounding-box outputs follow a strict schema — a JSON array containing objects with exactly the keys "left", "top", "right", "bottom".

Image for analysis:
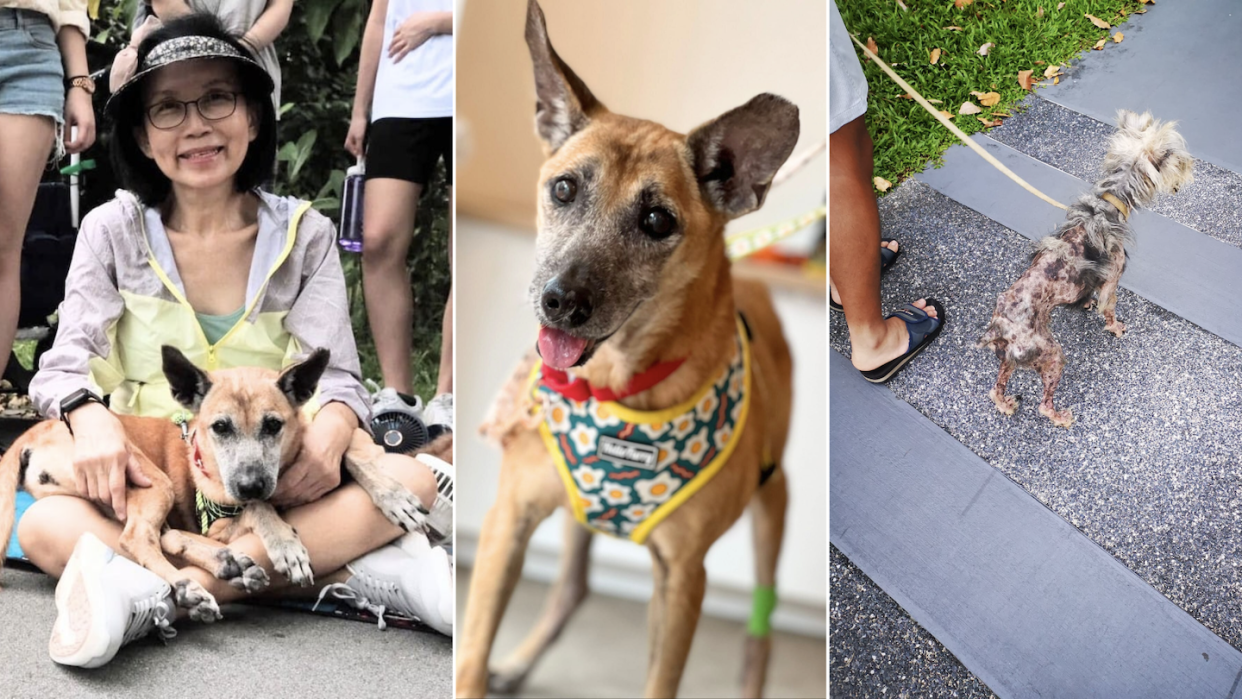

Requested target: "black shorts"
[{"left": 365, "top": 117, "right": 452, "bottom": 189}]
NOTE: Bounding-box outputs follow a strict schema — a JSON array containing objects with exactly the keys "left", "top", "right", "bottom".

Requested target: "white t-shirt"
[{"left": 371, "top": 0, "right": 453, "bottom": 120}]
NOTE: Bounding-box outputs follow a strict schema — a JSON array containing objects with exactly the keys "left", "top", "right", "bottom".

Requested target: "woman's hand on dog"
[
  {"left": 68, "top": 404, "right": 153, "bottom": 521},
  {"left": 271, "top": 403, "right": 356, "bottom": 508}
]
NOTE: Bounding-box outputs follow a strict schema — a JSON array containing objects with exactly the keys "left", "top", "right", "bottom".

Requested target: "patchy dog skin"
[
  {"left": 0, "top": 346, "right": 430, "bottom": 618},
  {"left": 979, "top": 110, "right": 1194, "bottom": 427},
  {"left": 458, "top": 2, "right": 799, "bottom": 698}
]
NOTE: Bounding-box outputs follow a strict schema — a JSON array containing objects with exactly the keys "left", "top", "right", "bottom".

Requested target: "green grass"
[{"left": 839, "top": 0, "right": 1147, "bottom": 190}]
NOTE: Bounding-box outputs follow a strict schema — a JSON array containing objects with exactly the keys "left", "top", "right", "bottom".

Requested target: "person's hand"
[
  {"left": 344, "top": 113, "right": 367, "bottom": 159},
  {"left": 63, "top": 87, "right": 96, "bottom": 154},
  {"left": 271, "top": 409, "right": 353, "bottom": 508},
  {"left": 388, "top": 11, "right": 439, "bottom": 63},
  {"left": 68, "top": 403, "right": 153, "bottom": 521}
]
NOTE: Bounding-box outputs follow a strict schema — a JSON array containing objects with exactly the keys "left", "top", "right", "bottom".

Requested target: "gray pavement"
[
  {"left": 830, "top": 84, "right": 1242, "bottom": 693},
  {"left": 0, "top": 565, "right": 452, "bottom": 698}
]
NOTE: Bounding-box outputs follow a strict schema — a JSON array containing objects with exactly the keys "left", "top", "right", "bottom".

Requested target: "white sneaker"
[
  {"left": 371, "top": 387, "right": 423, "bottom": 416},
  {"left": 314, "top": 532, "right": 453, "bottom": 636},
  {"left": 417, "top": 453, "right": 454, "bottom": 545},
  {"left": 48, "top": 533, "right": 176, "bottom": 668},
  {"left": 423, "top": 392, "right": 453, "bottom": 431}
]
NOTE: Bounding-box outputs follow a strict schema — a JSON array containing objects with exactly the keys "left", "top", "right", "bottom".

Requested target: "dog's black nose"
[
  {"left": 542, "top": 276, "right": 594, "bottom": 328},
  {"left": 235, "top": 470, "right": 273, "bottom": 501}
]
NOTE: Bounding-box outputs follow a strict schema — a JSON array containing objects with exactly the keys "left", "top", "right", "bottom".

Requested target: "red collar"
[{"left": 541, "top": 357, "right": 686, "bottom": 402}]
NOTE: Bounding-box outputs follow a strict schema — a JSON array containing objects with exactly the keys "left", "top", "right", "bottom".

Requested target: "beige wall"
[{"left": 456, "top": 0, "right": 827, "bottom": 235}]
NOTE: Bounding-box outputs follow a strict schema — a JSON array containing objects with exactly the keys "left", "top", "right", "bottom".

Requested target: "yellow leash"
[
  {"left": 726, "top": 206, "right": 825, "bottom": 261},
  {"left": 849, "top": 33, "right": 1068, "bottom": 211}
]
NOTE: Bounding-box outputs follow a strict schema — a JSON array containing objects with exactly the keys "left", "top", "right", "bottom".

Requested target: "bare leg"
[
  {"left": 989, "top": 357, "right": 1019, "bottom": 415},
  {"left": 436, "top": 187, "right": 453, "bottom": 395},
  {"left": 0, "top": 115, "right": 57, "bottom": 380},
  {"left": 1035, "top": 342, "right": 1073, "bottom": 427},
  {"left": 828, "top": 115, "right": 937, "bottom": 371},
  {"left": 489, "top": 516, "right": 592, "bottom": 694},
  {"left": 362, "top": 177, "right": 422, "bottom": 394}
]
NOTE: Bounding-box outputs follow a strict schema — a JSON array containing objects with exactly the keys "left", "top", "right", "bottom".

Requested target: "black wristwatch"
[{"left": 60, "top": 388, "right": 106, "bottom": 431}]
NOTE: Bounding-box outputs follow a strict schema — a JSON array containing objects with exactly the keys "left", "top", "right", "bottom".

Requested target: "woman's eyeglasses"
[{"left": 145, "top": 90, "right": 240, "bottom": 130}]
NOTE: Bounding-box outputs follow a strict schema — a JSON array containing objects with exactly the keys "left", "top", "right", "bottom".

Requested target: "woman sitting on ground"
[{"left": 22, "top": 13, "right": 453, "bottom": 668}]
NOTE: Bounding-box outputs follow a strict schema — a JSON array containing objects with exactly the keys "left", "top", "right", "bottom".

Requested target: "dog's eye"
[
  {"left": 211, "top": 419, "right": 233, "bottom": 436},
  {"left": 640, "top": 208, "right": 676, "bottom": 239},
  {"left": 552, "top": 177, "right": 577, "bottom": 204},
  {"left": 260, "top": 416, "right": 284, "bottom": 437}
]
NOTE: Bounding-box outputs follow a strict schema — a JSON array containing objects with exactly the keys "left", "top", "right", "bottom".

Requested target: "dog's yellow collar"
[{"left": 1101, "top": 192, "right": 1130, "bottom": 221}]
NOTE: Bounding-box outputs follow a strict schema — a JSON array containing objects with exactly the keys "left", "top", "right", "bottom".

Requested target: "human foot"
[
  {"left": 855, "top": 299, "right": 945, "bottom": 384},
  {"left": 849, "top": 298, "right": 939, "bottom": 371},
  {"left": 830, "top": 239, "right": 900, "bottom": 311}
]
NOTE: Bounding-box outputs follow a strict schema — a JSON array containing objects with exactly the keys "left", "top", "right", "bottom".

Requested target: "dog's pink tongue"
[{"left": 538, "top": 326, "right": 588, "bottom": 370}]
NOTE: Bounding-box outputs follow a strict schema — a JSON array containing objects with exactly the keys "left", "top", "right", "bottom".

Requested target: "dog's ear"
[
  {"left": 277, "top": 348, "right": 330, "bottom": 408},
  {"left": 1116, "top": 109, "right": 1154, "bottom": 134},
  {"left": 687, "top": 94, "right": 800, "bottom": 219},
  {"left": 162, "top": 345, "right": 212, "bottom": 412},
  {"left": 525, "top": 0, "right": 604, "bottom": 153}
]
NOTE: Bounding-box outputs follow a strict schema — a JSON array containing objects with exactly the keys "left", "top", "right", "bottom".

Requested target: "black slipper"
[
  {"left": 859, "top": 299, "right": 946, "bottom": 384},
  {"left": 831, "top": 239, "right": 901, "bottom": 314}
]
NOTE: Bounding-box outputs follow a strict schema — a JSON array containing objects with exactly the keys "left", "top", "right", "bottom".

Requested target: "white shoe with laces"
[
  {"left": 314, "top": 531, "right": 453, "bottom": 636},
  {"left": 48, "top": 532, "right": 176, "bottom": 668},
  {"left": 416, "top": 452, "right": 453, "bottom": 545}
]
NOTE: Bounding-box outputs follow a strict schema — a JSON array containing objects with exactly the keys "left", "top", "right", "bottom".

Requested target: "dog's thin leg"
[
  {"left": 235, "top": 501, "right": 314, "bottom": 587},
  {"left": 644, "top": 542, "right": 708, "bottom": 698},
  {"left": 741, "top": 466, "right": 788, "bottom": 699},
  {"left": 988, "top": 357, "right": 1019, "bottom": 416},
  {"left": 343, "top": 429, "right": 428, "bottom": 533},
  {"left": 1036, "top": 342, "right": 1074, "bottom": 428},
  {"left": 1098, "top": 251, "right": 1127, "bottom": 337},
  {"left": 117, "top": 472, "right": 223, "bottom": 622},
  {"left": 488, "top": 516, "right": 593, "bottom": 695},
  {"left": 160, "top": 529, "right": 270, "bottom": 593}
]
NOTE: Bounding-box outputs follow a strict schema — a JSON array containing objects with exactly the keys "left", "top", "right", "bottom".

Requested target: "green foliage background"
[
  {"left": 94, "top": 0, "right": 450, "bottom": 401},
  {"left": 837, "top": 0, "right": 1145, "bottom": 191}
]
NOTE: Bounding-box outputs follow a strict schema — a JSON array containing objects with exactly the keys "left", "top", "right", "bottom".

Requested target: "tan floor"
[{"left": 457, "top": 567, "right": 827, "bottom": 698}]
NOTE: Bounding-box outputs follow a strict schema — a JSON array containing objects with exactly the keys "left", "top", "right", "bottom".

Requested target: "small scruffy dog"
[{"left": 979, "top": 110, "right": 1194, "bottom": 427}]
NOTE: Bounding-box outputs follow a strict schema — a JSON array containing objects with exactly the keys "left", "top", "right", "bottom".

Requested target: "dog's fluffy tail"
[{"left": 0, "top": 437, "right": 29, "bottom": 579}]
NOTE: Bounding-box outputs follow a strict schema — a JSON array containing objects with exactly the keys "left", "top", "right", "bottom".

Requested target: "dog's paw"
[
  {"left": 174, "top": 578, "right": 222, "bottom": 623},
  {"left": 989, "top": 390, "right": 1019, "bottom": 416},
  {"left": 1040, "top": 405, "right": 1075, "bottom": 428},
  {"left": 269, "top": 536, "right": 314, "bottom": 587},
  {"left": 214, "top": 548, "right": 270, "bottom": 593},
  {"left": 1106, "top": 320, "right": 1126, "bottom": 337},
  {"left": 488, "top": 668, "right": 529, "bottom": 696},
  {"left": 370, "top": 486, "right": 429, "bottom": 534}
]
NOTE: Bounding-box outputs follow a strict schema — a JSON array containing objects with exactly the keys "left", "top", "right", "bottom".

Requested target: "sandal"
[
  {"left": 830, "top": 239, "right": 901, "bottom": 313},
  {"left": 859, "top": 299, "right": 946, "bottom": 384}
]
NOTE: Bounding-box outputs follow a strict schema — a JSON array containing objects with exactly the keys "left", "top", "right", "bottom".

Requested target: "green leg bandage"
[{"left": 748, "top": 585, "right": 778, "bottom": 637}]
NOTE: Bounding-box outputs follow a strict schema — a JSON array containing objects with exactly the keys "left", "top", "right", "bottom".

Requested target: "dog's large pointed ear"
[
  {"left": 162, "top": 345, "right": 212, "bottom": 412},
  {"left": 687, "top": 94, "right": 800, "bottom": 219},
  {"left": 526, "top": 0, "right": 604, "bottom": 152},
  {"left": 277, "top": 348, "right": 330, "bottom": 408}
]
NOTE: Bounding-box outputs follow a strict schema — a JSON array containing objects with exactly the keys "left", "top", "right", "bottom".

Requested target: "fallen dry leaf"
[
  {"left": 874, "top": 176, "right": 893, "bottom": 192},
  {"left": 954, "top": 0, "right": 973, "bottom": 7},
  {"left": 1018, "top": 70, "right": 1035, "bottom": 90},
  {"left": 1057, "top": 2, "right": 1065, "bottom": 8},
  {"left": 866, "top": 36, "right": 879, "bottom": 58},
  {"left": 978, "top": 91, "right": 1001, "bottom": 106},
  {"left": 1054, "top": 76, "right": 1060, "bottom": 85},
  {"left": 895, "top": 0, "right": 908, "bottom": 10},
  {"left": 945, "top": 25, "right": 964, "bottom": 31},
  {"left": 959, "top": 101, "right": 983, "bottom": 115},
  {"left": 927, "top": 97, "right": 943, "bottom": 104},
  {"left": 978, "top": 117, "right": 1004, "bottom": 127},
  {"left": 1139, "top": 0, "right": 1151, "bottom": 4},
  {"left": 1037, "top": 6, "right": 1044, "bottom": 18},
  {"left": 1034, "top": 60, "right": 1045, "bottom": 65},
  {"left": 1044, "top": 64, "right": 1061, "bottom": 79},
  {"left": 1134, "top": 8, "right": 1146, "bottom": 13},
  {"left": 1085, "top": 14, "right": 1111, "bottom": 29},
  {"left": 930, "top": 47, "right": 942, "bottom": 64},
  {"left": 977, "top": 42, "right": 995, "bottom": 56},
  {"left": 991, "top": 110, "right": 1012, "bottom": 117},
  {"left": 1094, "top": 39, "right": 1107, "bottom": 50},
  {"left": 939, "top": 110, "right": 956, "bottom": 120},
  {"left": 1114, "top": 32, "right": 1124, "bottom": 43}
]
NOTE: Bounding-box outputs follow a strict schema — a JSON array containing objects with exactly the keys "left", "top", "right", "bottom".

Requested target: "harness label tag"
[{"left": 598, "top": 436, "right": 660, "bottom": 470}]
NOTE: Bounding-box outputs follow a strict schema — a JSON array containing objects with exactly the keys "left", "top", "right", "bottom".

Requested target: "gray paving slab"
[
  {"left": 0, "top": 566, "right": 452, "bottom": 698},
  {"left": 829, "top": 179, "right": 1242, "bottom": 687},
  {"left": 917, "top": 133, "right": 1242, "bottom": 349},
  {"left": 831, "top": 350, "right": 1242, "bottom": 698},
  {"left": 989, "top": 96, "right": 1242, "bottom": 250},
  {"left": 829, "top": 546, "right": 996, "bottom": 699},
  {"left": 1041, "top": 0, "right": 1242, "bottom": 175}
]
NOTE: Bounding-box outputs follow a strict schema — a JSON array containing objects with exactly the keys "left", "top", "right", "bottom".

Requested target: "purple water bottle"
[{"left": 338, "top": 158, "right": 365, "bottom": 253}]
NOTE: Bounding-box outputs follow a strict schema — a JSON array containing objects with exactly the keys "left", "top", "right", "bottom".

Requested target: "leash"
[
  {"left": 726, "top": 206, "right": 826, "bottom": 261},
  {"left": 849, "top": 33, "right": 1069, "bottom": 211}
]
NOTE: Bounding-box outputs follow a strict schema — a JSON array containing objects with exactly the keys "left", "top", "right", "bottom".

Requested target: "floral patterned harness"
[{"left": 532, "top": 318, "right": 751, "bottom": 544}]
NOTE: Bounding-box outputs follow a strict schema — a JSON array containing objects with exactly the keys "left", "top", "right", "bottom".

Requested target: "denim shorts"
[{"left": 0, "top": 9, "right": 64, "bottom": 128}]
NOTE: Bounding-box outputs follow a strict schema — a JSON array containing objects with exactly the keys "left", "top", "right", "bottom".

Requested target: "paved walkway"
[{"left": 831, "top": 2, "right": 1242, "bottom": 695}]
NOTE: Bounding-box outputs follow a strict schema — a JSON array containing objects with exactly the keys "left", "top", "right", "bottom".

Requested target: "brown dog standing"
[
  {"left": 457, "top": 2, "right": 798, "bottom": 697},
  {"left": 0, "top": 346, "right": 427, "bottom": 621}
]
